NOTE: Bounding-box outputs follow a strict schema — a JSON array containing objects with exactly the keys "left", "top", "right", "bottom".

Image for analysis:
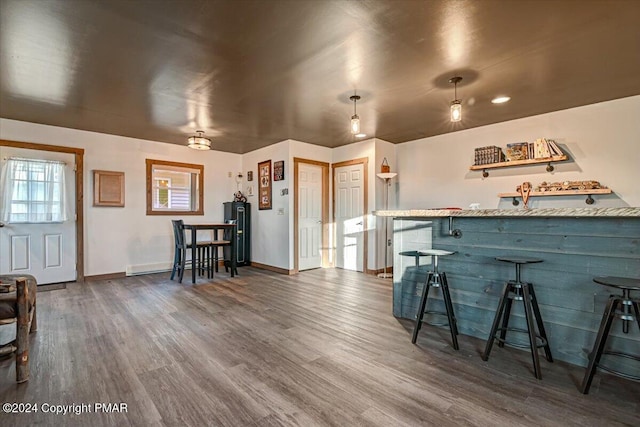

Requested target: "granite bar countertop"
[{"left": 374, "top": 207, "right": 640, "bottom": 218}]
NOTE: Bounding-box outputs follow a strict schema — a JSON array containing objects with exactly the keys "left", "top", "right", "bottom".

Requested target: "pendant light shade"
[
  {"left": 450, "top": 100, "right": 462, "bottom": 122},
  {"left": 350, "top": 94, "right": 361, "bottom": 134},
  {"left": 449, "top": 76, "right": 462, "bottom": 122},
  {"left": 187, "top": 130, "right": 211, "bottom": 150}
]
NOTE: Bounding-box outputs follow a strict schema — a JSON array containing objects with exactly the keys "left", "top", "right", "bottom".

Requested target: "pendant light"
[
  {"left": 187, "top": 130, "right": 211, "bottom": 150},
  {"left": 349, "top": 94, "right": 361, "bottom": 134},
  {"left": 449, "top": 76, "right": 462, "bottom": 122}
]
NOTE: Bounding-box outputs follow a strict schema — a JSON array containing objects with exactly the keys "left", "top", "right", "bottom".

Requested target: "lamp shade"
[
  {"left": 450, "top": 100, "right": 462, "bottom": 122},
  {"left": 187, "top": 130, "right": 211, "bottom": 150},
  {"left": 351, "top": 114, "right": 360, "bottom": 134}
]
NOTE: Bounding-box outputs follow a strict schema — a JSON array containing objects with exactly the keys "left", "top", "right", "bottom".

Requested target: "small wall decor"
[
  {"left": 247, "top": 170, "right": 253, "bottom": 181},
  {"left": 93, "top": 170, "right": 125, "bottom": 207},
  {"left": 258, "top": 160, "right": 272, "bottom": 210},
  {"left": 274, "top": 160, "right": 284, "bottom": 181}
]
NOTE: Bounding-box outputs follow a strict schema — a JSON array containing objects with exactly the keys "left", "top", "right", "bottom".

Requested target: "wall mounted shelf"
[
  {"left": 470, "top": 155, "right": 568, "bottom": 177},
  {"left": 498, "top": 188, "right": 612, "bottom": 205}
]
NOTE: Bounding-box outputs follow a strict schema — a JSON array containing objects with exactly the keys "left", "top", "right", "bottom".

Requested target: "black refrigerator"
[{"left": 223, "top": 202, "right": 250, "bottom": 266}]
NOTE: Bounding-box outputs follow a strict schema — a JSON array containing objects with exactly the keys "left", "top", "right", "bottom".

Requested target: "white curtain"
[{"left": 0, "top": 158, "right": 67, "bottom": 223}]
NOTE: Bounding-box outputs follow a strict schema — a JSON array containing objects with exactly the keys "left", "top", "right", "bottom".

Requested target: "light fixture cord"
[{"left": 353, "top": 95, "right": 357, "bottom": 115}]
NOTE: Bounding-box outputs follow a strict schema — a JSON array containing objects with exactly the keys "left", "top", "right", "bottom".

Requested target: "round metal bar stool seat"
[
  {"left": 399, "top": 251, "right": 431, "bottom": 267},
  {"left": 581, "top": 276, "right": 640, "bottom": 394},
  {"left": 411, "top": 249, "right": 459, "bottom": 350},
  {"left": 482, "top": 257, "right": 553, "bottom": 380}
]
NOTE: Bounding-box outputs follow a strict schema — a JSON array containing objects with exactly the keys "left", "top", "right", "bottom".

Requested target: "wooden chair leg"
[
  {"left": 30, "top": 303, "right": 37, "bottom": 333},
  {"left": 16, "top": 278, "right": 30, "bottom": 383},
  {"left": 178, "top": 248, "right": 186, "bottom": 284},
  {"left": 170, "top": 247, "right": 179, "bottom": 280}
]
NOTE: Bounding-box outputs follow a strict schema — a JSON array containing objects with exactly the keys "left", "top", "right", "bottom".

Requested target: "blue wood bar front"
[{"left": 387, "top": 208, "right": 640, "bottom": 372}]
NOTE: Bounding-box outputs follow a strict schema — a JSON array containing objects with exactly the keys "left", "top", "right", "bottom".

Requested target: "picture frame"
[
  {"left": 93, "top": 170, "right": 125, "bottom": 207},
  {"left": 247, "top": 170, "right": 253, "bottom": 181},
  {"left": 273, "top": 160, "right": 284, "bottom": 181},
  {"left": 258, "top": 160, "right": 272, "bottom": 210}
]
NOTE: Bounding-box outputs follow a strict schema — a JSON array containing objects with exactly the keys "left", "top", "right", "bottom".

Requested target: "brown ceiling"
[{"left": 1, "top": 0, "right": 639, "bottom": 154}]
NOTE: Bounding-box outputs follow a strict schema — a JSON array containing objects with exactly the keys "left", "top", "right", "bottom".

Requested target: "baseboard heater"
[{"left": 126, "top": 262, "right": 173, "bottom": 276}]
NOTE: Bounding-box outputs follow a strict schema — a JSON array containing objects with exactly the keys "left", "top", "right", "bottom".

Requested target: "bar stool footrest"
[
  {"left": 493, "top": 327, "right": 548, "bottom": 349},
  {"left": 596, "top": 351, "right": 640, "bottom": 382},
  {"left": 417, "top": 310, "right": 454, "bottom": 327}
]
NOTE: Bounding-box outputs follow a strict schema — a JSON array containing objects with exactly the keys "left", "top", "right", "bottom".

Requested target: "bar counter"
[{"left": 375, "top": 207, "right": 640, "bottom": 371}]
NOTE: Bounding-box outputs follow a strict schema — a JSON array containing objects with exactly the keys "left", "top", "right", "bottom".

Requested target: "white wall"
[
  {"left": 241, "top": 140, "right": 291, "bottom": 270},
  {"left": 396, "top": 96, "right": 640, "bottom": 209},
  {"left": 239, "top": 139, "right": 333, "bottom": 271},
  {"left": 0, "top": 118, "right": 242, "bottom": 276}
]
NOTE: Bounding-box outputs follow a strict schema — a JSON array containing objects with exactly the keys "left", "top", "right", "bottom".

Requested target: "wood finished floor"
[{"left": 0, "top": 267, "right": 638, "bottom": 426}]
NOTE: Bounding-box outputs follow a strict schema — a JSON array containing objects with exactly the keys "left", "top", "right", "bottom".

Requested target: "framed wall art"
[
  {"left": 258, "top": 160, "right": 272, "bottom": 210},
  {"left": 273, "top": 160, "right": 284, "bottom": 181},
  {"left": 93, "top": 170, "right": 125, "bottom": 207}
]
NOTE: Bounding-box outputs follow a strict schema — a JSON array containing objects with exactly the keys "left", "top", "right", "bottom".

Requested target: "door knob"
[{"left": 0, "top": 222, "right": 4, "bottom": 228}]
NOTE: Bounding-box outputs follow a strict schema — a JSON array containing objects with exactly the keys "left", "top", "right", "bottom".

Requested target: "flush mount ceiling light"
[
  {"left": 187, "top": 130, "right": 211, "bottom": 150},
  {"left": 449, "top": 76, "right": 462, "bottom": 122},
  {"left": 492, "top": 96, "right": 511, "bottom": 104},
  {"left": 350, "top": 94, "right": 361, "bottom": 134}
]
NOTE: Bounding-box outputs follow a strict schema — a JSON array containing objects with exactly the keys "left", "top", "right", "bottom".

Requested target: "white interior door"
[
  {"left": 0, "top": 147, "right": 76, "bottom": 284},
  {"left": 335, "top": 163, "right": 364, "bottom": 272},
  {"left": 298, "top": 163, "right": 322, "bottom": 271}
]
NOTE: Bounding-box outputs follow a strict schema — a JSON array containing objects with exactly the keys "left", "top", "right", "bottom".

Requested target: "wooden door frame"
[
  {"left": 293, "top": 157, "right": 330, "bottom": 273},
  {"left": 331, "top": 157, "right": 368, "bottom": 273},
  {"left": 1, "top": 139, "right": 85, "bottom": 282}
]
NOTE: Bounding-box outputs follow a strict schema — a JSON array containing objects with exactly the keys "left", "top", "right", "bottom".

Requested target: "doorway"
[
  {"left": 294, "top": 158, "right": 329, "bottom": 272},
  {"left": 0, "top": 140, "right": 84, "bottom": 283},
  {"left": 332, "top": 158, "right": 368, "bottom": 272}
]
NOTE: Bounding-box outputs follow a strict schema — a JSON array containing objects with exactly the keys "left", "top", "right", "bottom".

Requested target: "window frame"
[{"left": 145, "top": 159, "right": 204, "bottom": 216}]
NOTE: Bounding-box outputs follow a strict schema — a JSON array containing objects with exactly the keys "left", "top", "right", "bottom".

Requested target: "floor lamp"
[{"left": 376, "top": 172, "right": 397, "bottom": 279}]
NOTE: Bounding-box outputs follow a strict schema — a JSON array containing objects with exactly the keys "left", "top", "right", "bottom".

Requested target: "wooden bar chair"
[{"left": 170, "top": 220, "right": 212, "bottom": 283}]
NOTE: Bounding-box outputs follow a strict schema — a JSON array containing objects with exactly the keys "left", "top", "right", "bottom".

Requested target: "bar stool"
[
  {"left": 411, "top": 249, "right": 459, "bottom": 350},
  {"left": 482, "top": 257, "right": 553, "bottom": 379},
  {"left": 581, "top": 276, "right": 640, "bottom": 394}
]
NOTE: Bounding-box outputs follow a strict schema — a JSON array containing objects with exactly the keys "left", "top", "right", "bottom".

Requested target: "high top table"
[{"left": 183, "top": 223, "right": 237, "bottom": 284}]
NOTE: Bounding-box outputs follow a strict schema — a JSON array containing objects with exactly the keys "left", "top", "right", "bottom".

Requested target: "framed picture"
[
  {"left": 274, "top": 160, "right": 284, "bottom": 181},
  {"left": 93, "top": 170, "right": 125, "bottom": 207},
  {"left": 258, "top": 160, "right": 272, "bottom": 210},
  {"left": 247, "top": 170, "right": 253, "bottom": 181}
]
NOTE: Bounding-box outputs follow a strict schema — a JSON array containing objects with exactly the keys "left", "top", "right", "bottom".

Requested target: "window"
[
  {"left": 0, "top": 157, "right": 68, "bottom": 223},
  {"left": 146, "top": 159, "right": 204, "bottom": 215}
]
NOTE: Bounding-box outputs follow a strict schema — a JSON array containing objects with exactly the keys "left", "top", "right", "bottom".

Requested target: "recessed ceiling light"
[
  {"left": 491, "top": 96, "right": 511, "bottom": 104},
  {"left": 355, "top": 133, "right": 367, "bottom": 138}
]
